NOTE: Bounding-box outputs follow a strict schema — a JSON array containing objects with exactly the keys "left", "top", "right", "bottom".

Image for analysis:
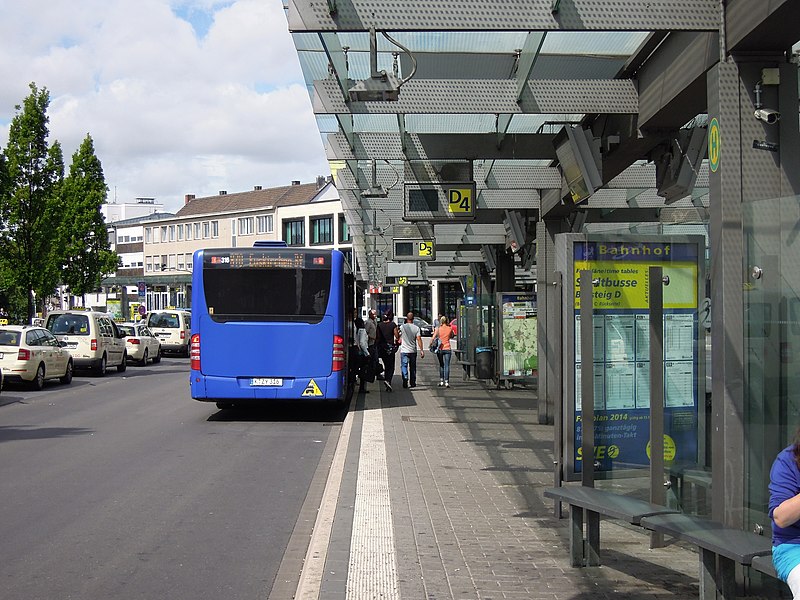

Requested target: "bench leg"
[
  {"left": 569, "top": 506, "right": 584, "bottom": 567},
  {"left": 699, "top": 548, "right": 716, "bottom": 600},
  {"left": 718, "top": 556, "right": 735, "bottom": 600},
  {"left": 586, "top": 509, "right": 600, "bottom": 566}
]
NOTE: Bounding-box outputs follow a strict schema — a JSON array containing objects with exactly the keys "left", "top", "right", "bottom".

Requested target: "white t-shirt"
[{"left": 398, "top": 322, "right": 421, "bottom": 354}]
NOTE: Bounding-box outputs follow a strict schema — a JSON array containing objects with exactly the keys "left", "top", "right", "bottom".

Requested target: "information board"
[
  {"left": 497, "top": 292, "right": 537, "bottom": 377},
  {"left": 565, "top": 238, "right": 702, "bottom": 476}
]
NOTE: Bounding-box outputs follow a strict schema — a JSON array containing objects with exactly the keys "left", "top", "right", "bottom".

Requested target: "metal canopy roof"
[{"left": 284, "top": 0, "right": 800, "bottom": 284}]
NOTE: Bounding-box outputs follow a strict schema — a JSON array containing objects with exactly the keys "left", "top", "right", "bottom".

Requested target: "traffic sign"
[
  {"left": 138, "top": 304, "right": 147, "bottom": 316},
  {"left": 448, "top": 187, "right": 473, "bottom": 213},
  {"left": 137, "top": 281, "right": 146, "bottom": 298},
  {"left": 393, "top": 238, "right": 436, "bottom": 261}
]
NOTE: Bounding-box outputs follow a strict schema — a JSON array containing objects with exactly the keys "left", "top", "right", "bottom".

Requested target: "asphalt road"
[{"left": 0, "top": 357, "right": 345, "bottom": 600}]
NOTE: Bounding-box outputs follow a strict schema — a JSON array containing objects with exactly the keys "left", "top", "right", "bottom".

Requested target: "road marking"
[
  {"left": 293, "top": 404, "right": 355, "bottom": 600},
  {"left": 346, "top": 393, "right": 398, "bottom": 599}
]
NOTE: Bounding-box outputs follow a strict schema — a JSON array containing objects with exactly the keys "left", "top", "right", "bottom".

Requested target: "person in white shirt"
[{"left": 398, "top": 311, "right": 424, "bottom": 388}]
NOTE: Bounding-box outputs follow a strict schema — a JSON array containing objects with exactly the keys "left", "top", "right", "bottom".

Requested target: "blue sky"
[{"left": 0, "top": 0, "right": 329, "bottom": 213}]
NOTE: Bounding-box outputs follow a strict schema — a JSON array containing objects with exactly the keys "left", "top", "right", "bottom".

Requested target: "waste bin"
[{"left": 474, "top": 346, "right": 495, "bottom": 380}]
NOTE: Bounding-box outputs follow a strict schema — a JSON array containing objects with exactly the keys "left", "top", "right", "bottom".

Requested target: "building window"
[
  {"left": 169, "top": 225, "right": 175, "bottom": 242},
  {"left": 177, "top": 224, "right": 183, "bottom": 241},
  {"left": 161, "top": 226, "right": 167, "bottom": 242},
  {"left": 257, "top": 215, "right": 273, "bottom": 234},
  {"left": 146, "top": 257, "right": 153, "bottom": 272},
  {"left": 185, "top": 224, "right": 192, "bottom": 241},
  {"left": 145, "top": 228, "right": 151, "bottom": 243},
  {"left": 161, "top": 255, "right": 167, "bottom": 271},
  {"left": 186, "top": 253, "right": 193, "bottom": 271},
  {"left": 211, "top": 220, "right": 219, "bottom": 238},
  {"left": 194, "top": 223, "right": 201, "bottom": 239},
  {"left": 283, "top": 218, "right": 305, "bottom": 246},
  {"left": 238, "top": 217, "right": 254, "bottom": 236},
  {"left": 202, "top": 222, "right": 210, "bottom": 239},
  {"left": 311, "top": 215, "right": 333, "bottom": 245},
  {"left": 341, "top": 248, "right": 353, "bottom": 268},
  {"left": 339, "top": 213, "right": 351, "bottom": 243}
]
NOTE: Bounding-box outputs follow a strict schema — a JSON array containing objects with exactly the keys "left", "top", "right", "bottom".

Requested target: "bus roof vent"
[{"left": 253, "top": 240, "right": 288, "bottom": 248}]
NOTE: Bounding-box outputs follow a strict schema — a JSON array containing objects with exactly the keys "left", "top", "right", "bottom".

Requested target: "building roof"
[
  {"left": 108, "top": 212, "right": 176, "bottom": 227},
  {"left": 175, "top": 182, "right": 326, "bottom": 218}
]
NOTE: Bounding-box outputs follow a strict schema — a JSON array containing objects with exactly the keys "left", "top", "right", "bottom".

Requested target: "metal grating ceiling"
[{"left": 286, "top": 1, "right": 720, "bottom": 284}]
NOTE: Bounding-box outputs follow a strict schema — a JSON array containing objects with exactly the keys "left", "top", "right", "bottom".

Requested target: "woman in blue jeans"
[{"left": 435, "top": 316, "right": 455, "bottom": 387}]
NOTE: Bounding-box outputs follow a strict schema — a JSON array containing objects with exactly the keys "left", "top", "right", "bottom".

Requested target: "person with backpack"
[
  {"left": 376, "top": 311, "right": 400, "bottom": 392},
  {"left": 398, "top": 311, "right": 425, "bottom": 388}
]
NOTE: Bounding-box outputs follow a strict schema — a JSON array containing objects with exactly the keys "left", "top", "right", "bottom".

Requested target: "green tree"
[
  {"left": 60, "top": 134, "right": 118, "bottom": 304},
  {"left": 0, "top": 83, "right": 64, "bottom": 321}
]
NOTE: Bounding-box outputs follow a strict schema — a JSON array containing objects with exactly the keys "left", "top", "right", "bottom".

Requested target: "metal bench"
[
  {"left": 452, "top": 349, "right": 475, "bottom": 380},
  {"left": 640, "top": 513, "right": 774, "bottom": 600},
  {"left": 543, "top": 486, "right": 680, "bottom": 566}
]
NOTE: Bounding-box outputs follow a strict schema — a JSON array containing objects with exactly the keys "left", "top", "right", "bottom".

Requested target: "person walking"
[
  {"left": 347, "top": 308, "right": 359, "bottom": 394},
  {"left": 355, "top": 317, "right": 370, "bottom": 393},
  {"left": 435, "top": 315, "right": 455, "bottom": 388},
  {"left": 398, "top": 311, "right": 424, "bottom": 388},
  {"left": 365, "top": 309, "right": 379, "bottom": 380},
  {"left": 376, "top": 311, "right": 400, "bottom": 392}
]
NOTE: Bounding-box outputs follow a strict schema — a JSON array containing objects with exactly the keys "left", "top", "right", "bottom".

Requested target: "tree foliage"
[
  {"left": 0, "top": 83, "right": 117, "bottom": 320},
  {"left": 60, "top": 135, "right": 119, "bottom": 301},
  {"left": 0, "top": 83, "right": 64, "bottom": 320}
]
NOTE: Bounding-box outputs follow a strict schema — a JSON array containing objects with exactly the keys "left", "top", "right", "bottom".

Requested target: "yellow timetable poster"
[{"left": 572, "top": 240, "right": 700, "bottom": 474}]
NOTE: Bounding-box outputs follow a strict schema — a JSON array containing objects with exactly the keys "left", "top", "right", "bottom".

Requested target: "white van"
[
  {"left": 146, "top": 310, "right": 192, "bottom": 356},
  {"left": 45, "top": 310, "right": 127, "bottom": 375}
]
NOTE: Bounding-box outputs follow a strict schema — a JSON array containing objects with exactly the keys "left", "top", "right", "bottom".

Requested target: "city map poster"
[
  {"left": 571, "top": 240, "right": 700, "bottom": 473},
  {"left": 498, "top": 292, "right": 537, "bottom": 377}
]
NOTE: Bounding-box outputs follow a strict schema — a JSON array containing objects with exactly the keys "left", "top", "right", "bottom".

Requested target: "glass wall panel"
[{"left": 743, "top": 195, "right": 800, "bottom": 532}]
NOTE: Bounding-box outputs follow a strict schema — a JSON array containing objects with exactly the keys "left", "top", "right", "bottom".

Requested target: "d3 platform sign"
[{"left": 392, "top": 238, "right": 436, "bottom": 261}]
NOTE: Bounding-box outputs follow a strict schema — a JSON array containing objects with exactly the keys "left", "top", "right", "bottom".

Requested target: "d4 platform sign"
[{"left": 392, "top": 238, "right": 436, "bottom": 261}]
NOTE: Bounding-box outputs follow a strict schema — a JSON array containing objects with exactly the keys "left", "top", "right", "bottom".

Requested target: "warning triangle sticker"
[{"left": 302, "top": 379, "right": 323, "bottom": 396}]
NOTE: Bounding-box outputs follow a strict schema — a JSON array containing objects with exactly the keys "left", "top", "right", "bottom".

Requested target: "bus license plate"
[{"left": 250, "top": 378, "right": 282, "bottom": 387}]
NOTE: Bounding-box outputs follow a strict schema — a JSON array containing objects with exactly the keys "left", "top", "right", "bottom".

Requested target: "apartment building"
[{"left": 138, "top": 178, "right": 349, "bottom": 311}]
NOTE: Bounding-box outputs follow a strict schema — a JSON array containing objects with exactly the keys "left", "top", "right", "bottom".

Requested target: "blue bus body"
[{"left": 190, "top": 247, "right": 349, "bottom": 403}]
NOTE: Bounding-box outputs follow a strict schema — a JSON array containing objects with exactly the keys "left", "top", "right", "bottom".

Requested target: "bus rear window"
[{"left": 203, "top": 267, "right": 332, "bottom": 323}]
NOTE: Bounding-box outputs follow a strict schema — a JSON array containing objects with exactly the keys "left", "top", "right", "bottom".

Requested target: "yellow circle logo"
[
  {"left": 646, "top": 434, "right": 677, "bottom": 462},
  {"left": 709, "top": 118, "right": 720, "bottom": 172}
]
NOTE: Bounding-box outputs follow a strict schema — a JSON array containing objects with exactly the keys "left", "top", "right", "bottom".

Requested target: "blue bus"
[{"left": 189, "top": 245, "right": 353, "bottom": 408}]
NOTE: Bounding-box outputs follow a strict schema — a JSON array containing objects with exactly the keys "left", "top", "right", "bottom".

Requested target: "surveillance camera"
[{"left": 754, "top": 108, "right": 781, "bottom": 124}]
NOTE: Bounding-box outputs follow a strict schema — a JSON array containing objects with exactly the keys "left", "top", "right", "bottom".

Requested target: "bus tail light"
[
  {"left": 91, "top": 339, "right": 98, "bottom": 351},
  {"left": 17, "top": 348, "right": 30, "bottom": 360},
  {"left": 190, "top": 334, "right": 201, "bottom": 370},
  {"left": 332, "top": 335, "right": 345, "bottom": 371}
]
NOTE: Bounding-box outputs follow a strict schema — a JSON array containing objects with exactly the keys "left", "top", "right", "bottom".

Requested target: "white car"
[
  {"left": 0, "top": 325, "right": 74, "bottom": 389},
  {"left": 45, "top": 310, "right": 127, "bottom": 375},
  {"left": 118, "top": 323, "right": 162, "bottom": 366},
  {"left": 146, "top": 310, "right": 192, "bottom": 356}
]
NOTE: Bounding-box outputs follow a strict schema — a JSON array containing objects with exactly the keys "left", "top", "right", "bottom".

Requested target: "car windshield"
[
  {"left": 149, "top": 313, "right": 180, "bottom": 328},
  {"left": 0, "top": 329, "right": 21, "bottom": 346},
  {"left": 118, "top": 325, "right": 135, "bottom": 336},
  {"left": 46, "top": 314, "right": 90, "bottom": 335}
]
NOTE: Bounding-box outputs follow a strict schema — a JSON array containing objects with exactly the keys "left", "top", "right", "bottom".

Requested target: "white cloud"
[{"left": 0, "top": 0, "right": 328, "bottom": 213}]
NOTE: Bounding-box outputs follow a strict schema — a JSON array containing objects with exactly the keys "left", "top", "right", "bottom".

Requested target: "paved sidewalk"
[{"left": 316, "top": 354, "right": 770, "bottom": 599}]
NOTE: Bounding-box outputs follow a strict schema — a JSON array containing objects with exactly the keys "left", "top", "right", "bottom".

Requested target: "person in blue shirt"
[{"left": 769, "top": 433, "right": 800, "bottom": 598}]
